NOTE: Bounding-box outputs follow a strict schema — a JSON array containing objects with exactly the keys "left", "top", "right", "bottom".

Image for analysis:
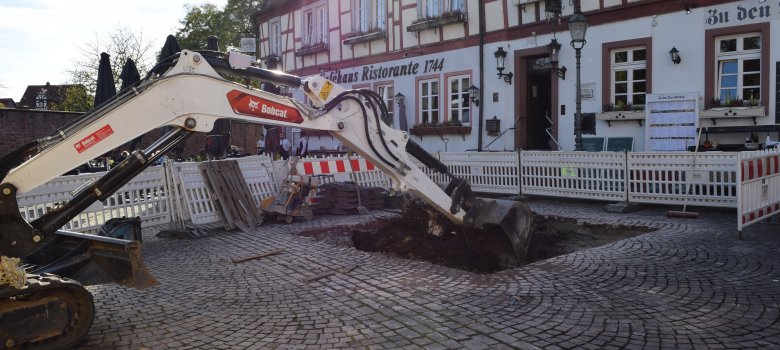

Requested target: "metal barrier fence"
[
  {"left": 738, "top": 148, "right": 780, "bottom": 231},
  {"left": 17, "top": 166, "right": 169, "bottom": 234},
  {"left": 627, "top": 152, "right": 739, "bottom": 208},
  {"left": 16, "top": 150, "right": 776, "bottom": 234},
  {"left": 520, "top": 151, "right": 627, "bottom": 201}
]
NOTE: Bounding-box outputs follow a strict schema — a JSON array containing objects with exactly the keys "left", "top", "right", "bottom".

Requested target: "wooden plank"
[
  {"left": 303, "top": 270, "right": 336, "bottom": 283},
  {"left": 228, "top": 161, "right": 265, "bottom": 223},
  {"left": 199, "top": 162, "right": 235, "bottom": 230},
  {"left": 218, "top": 161, "right": 256, "bottom": 230},
  {"left": 231, "top": 248, "right": 286, "bottom": 264}
]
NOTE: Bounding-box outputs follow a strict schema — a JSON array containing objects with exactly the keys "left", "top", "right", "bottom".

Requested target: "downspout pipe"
[{"left": 477, "top": 0, "right": 485, "bottom": 152}]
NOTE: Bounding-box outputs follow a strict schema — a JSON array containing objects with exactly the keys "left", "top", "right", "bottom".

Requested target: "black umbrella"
[
  {"left": 207, "top": 36, "right": 219, "bottom": 51},
  {"left": 158, "top": 35, "right": 181, "bottom": 62},
  {"left": 120, "top": 58, "right": 144, "bottom": 150},
  {"left": 119, "top": 58, "right": 140, "bottom": 91},
  {"left": 94, "top": 52, "right": 116, "bottom": 107},
  {"left": 205, "top": 35, "right": 229, "bottom": 158}
]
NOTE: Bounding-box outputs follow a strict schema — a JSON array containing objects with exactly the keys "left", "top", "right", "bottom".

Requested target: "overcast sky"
[{"left": 0, "top": 0, "right": 227, "bottom": 100}]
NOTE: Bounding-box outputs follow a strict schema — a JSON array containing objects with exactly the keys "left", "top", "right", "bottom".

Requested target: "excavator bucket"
[
  {"left": 23, "top": 229, "right": 158, "bottom": 289},
  {"left": 462, "top": 198, "right": 533, "bottom": 267}
]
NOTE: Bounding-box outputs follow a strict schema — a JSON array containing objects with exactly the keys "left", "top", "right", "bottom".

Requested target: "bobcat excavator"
[{"left": 0, "top": 49, "right": 532, "bottom": 349}]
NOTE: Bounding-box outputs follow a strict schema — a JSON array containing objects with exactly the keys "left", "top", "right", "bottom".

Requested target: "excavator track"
[{"left": 0, "top": 273, "right": 95, "bottom": 350}]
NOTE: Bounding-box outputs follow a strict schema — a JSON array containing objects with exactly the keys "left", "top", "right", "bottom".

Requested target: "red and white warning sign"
[{"left": 74, "top": 124, "right": 114, "bottom": 154}]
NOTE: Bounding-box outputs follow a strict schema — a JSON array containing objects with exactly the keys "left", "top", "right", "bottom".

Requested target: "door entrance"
[{"left": 525, "top": 65, "right": 553, "bottom": 150}]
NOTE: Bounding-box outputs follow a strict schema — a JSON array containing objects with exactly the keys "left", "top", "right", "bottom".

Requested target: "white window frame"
[
  {"left": 610, "top": 46, "right": 647, "bottom": 108},
  {"left": 419, "top": 78, "right": 439, "bottom": 125},
  {"left": 35, "top": 90, "right": 48, "bottom": 110},
  {"left": 376, "top": 83, "right": 394, "bottom": 126},
  {"left": 354, "top": 0, "right": 386, "bottom": 33},
  {"left": 715, "top": 32, "right": 762, "bottom": 104},
  {"left": 268, "top": 18, "right": 282, "bottom": 56},
  {"left": 446, "top": 75, "right": 470, "bottom": 126},
  {"left": 417, "top": 0, "right": 464, "bottom": 18},
  {"left": 302, "top": 4, "right": 328, "bottom": 46}
]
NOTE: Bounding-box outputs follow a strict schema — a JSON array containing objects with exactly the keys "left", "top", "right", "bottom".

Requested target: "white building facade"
[{"left": 252, "top": 0, "right": 780, "bottom": 153}]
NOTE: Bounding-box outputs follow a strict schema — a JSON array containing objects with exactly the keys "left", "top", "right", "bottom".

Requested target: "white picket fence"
[{"left": 15, "top": 150, "right": 780, "bottom": 234}]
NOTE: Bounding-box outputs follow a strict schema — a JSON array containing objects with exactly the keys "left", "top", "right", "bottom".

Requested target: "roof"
[
  {"left": 0, "top": 98, "right": 17, "bottom": 108},
  {"left": 17, "top": 82, "right": 81, "bottom": 109}
]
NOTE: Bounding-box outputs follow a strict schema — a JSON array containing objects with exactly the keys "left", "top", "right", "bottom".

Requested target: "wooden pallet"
[{"left": 200, "top": 160, "right": 264, "bottom": 232}]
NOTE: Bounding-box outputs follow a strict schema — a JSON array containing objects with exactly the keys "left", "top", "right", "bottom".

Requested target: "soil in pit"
[{"left": 298, "top": 207, "right": 654, "bottom": 273}]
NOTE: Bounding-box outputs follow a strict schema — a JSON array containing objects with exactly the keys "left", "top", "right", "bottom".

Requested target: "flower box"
[
  {"left": 343, "top": 30, "right": 386, "bottom": 45},
  {"left": 596, "top": 110, "right": 645, "bottom": 127},
  {"left": 294, "top": 42, "right": 328, "bottom": 57},
  {"left": 406, "top": 12, "right": 467, "bottom": 32},
  {"left": 409, "top": 126, "right": 471, "bottom": 136},
  {"left": 700, "top": 106, "right": 766, "bottom": 125}
]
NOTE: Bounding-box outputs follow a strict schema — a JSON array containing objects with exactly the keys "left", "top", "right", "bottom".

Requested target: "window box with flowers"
[
  {"left": 294, "top": 42, "right": 328, "bottom": 57},
  {"left": 700, "top": 97, "right": 766, "bottom": 125},
  {"left": 343, "top": 28, "right": 387, "bottom": 45},
  {"left": 596, "top": 102, "right": 646, "bottom": 127},
  {"left": 406, "top": 11, "right": 467, "bottom": 33},
  {"left": 409, "top": 120, "right": 470, "bottom": 139}
]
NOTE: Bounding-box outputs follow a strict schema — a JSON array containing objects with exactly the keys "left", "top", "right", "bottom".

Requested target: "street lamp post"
[{"left": 568, "top": 5, "right": 587, "bottom": 151}]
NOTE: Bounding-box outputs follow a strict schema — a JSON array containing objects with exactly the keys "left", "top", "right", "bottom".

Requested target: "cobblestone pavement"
[{"left": 74, "top": 198, "right": 780, "bottom": 349}]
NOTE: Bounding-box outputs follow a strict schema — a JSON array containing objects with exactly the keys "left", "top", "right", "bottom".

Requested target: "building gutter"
[{"left": 477, "top": 0, "right": 485, "bottom": 152}]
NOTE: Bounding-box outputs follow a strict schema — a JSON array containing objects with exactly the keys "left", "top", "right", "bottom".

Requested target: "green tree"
[
  {"left": 0, "top": 102, "right": 5, "bottom": 109},
  {"left": 51, "top": 86, "right": 94, "bottom": 112},
  {"left": 175, "top": 0, "right": 264, "bottom": 52},
  {"left": 67, "top": 26, "right": 154, "bottom": 95}
]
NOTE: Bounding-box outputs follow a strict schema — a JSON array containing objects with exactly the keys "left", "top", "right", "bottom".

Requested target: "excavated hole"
[{"left": 297, "top": 211, "right": 654, "bottom": 273}]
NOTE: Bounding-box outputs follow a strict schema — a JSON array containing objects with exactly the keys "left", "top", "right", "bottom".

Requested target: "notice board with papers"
[{"left": 645, "top": 93, "right": 699, "bottom": 151}]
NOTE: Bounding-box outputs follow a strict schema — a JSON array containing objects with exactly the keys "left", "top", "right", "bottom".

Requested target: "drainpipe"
[{"left": 477, "top": 0, "right": 485, "bottom": 152}]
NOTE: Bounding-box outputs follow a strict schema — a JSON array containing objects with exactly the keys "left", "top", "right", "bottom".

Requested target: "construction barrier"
[
  {"left": 16, "top": 150, "right": 778, "bottom": 234},
  {"left": 737, "top": 148, "right": 780, "bottom": 231},
  {"left": 520, "top": 151, "right": 627, "bottom": 201}
]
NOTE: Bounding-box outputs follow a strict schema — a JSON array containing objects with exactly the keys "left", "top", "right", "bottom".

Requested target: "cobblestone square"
[{"left": 76, "top": 198, "right": 780, "bottom": 349}]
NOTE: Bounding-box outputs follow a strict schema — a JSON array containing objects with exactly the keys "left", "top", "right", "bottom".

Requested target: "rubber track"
[{"left": 0, "top": 273, "right": 95, "bottom": 350}]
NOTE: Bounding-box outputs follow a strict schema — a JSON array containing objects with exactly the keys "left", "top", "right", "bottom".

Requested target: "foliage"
[
  {"left": 602, "top": 101, "right": 644, "bottom": 112},
  {"left": 0, "top": 102, "right": 5, "bottom": 109},
  {"left": 66, "top": 26, "right": 154, "bottom": 96},
  {"left": 175, "top": 0, "right": 264, "bottom": 52},
  {"left": 708, "top": 95, "right": 758, "bottom": 108},
  {"left": 50, "top": 86, "right": 93, "bottom": 112}
]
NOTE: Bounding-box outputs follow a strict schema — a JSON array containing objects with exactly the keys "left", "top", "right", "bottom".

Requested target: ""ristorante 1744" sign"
[{"left": 322, "top": 58, "right": 445, "bottom": 84}]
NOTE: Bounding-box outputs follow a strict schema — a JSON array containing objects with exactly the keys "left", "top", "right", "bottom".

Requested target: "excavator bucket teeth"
[{"left": 462, "top": 198, "right": 533, "bottom": 268}]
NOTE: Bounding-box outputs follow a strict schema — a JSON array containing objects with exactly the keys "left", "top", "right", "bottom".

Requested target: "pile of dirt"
[{"left": 349, "top": 213, "right": 652, "bottom": 272}]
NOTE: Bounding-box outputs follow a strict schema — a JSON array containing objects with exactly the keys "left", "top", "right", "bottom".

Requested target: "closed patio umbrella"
[
  {"left": 94, "top": 52, "right": 116, "bottom": 107},
  {"left": 119, "top": 58, "right": 140, "bottom": 91}
]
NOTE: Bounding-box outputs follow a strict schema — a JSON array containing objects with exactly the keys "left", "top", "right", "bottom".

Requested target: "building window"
[
  {"left": 705, "top": 23, "right": 768, "bottom": 111},
  {"left": 419, "top": 79, "right": 439, "bottom": 125},
  {"left": 354, "top": 0, "right": 386, "bottom": 33},
  {"left": 417, "top": 0, "right": 465, "bottom": 18},
  {"left": 715, "top": 32, "right": 761, "bottom": 104},
  {"left": 376, "top": 83, "right": 394, "bottom": 126},
  {"left": 610, "top": 46, "right": 646, "bottom": 108},
  {"left": 34, "top": 90, "right": 48, "bottom": 110},
  {"left": 269, "top": 18, "right": 281, "bottom": 56},
  {"left": 303, "top": 4, "right": 328, "bottom": 46},
  {"left": 447, "top": 75, "right": 470, "bottom": 126}
]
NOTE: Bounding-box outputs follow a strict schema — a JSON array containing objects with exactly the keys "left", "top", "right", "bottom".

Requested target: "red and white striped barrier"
[
  {"left": 297, "top": 158, "right": 375, "bottom": 175},
  {"left": 738, "top": 149, "right": 780, "bottom": 231}
]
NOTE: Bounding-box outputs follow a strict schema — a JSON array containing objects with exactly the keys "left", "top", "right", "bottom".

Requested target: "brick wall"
[{"left": 0, "top": 109, "right": 266, "bottom": 158}]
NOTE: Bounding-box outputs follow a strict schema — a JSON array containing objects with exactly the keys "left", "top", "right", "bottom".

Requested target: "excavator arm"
[{"left": 0, "top": 50, "right": 531, "bottom": 349}]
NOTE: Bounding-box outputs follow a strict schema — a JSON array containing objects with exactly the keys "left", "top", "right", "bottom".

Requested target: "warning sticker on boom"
[
  {"left": 319, "top": 81, "right": 334, "bottom": 101},
  {"left": 74, "top": 125, "right": 114, "bottom": 154}
]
